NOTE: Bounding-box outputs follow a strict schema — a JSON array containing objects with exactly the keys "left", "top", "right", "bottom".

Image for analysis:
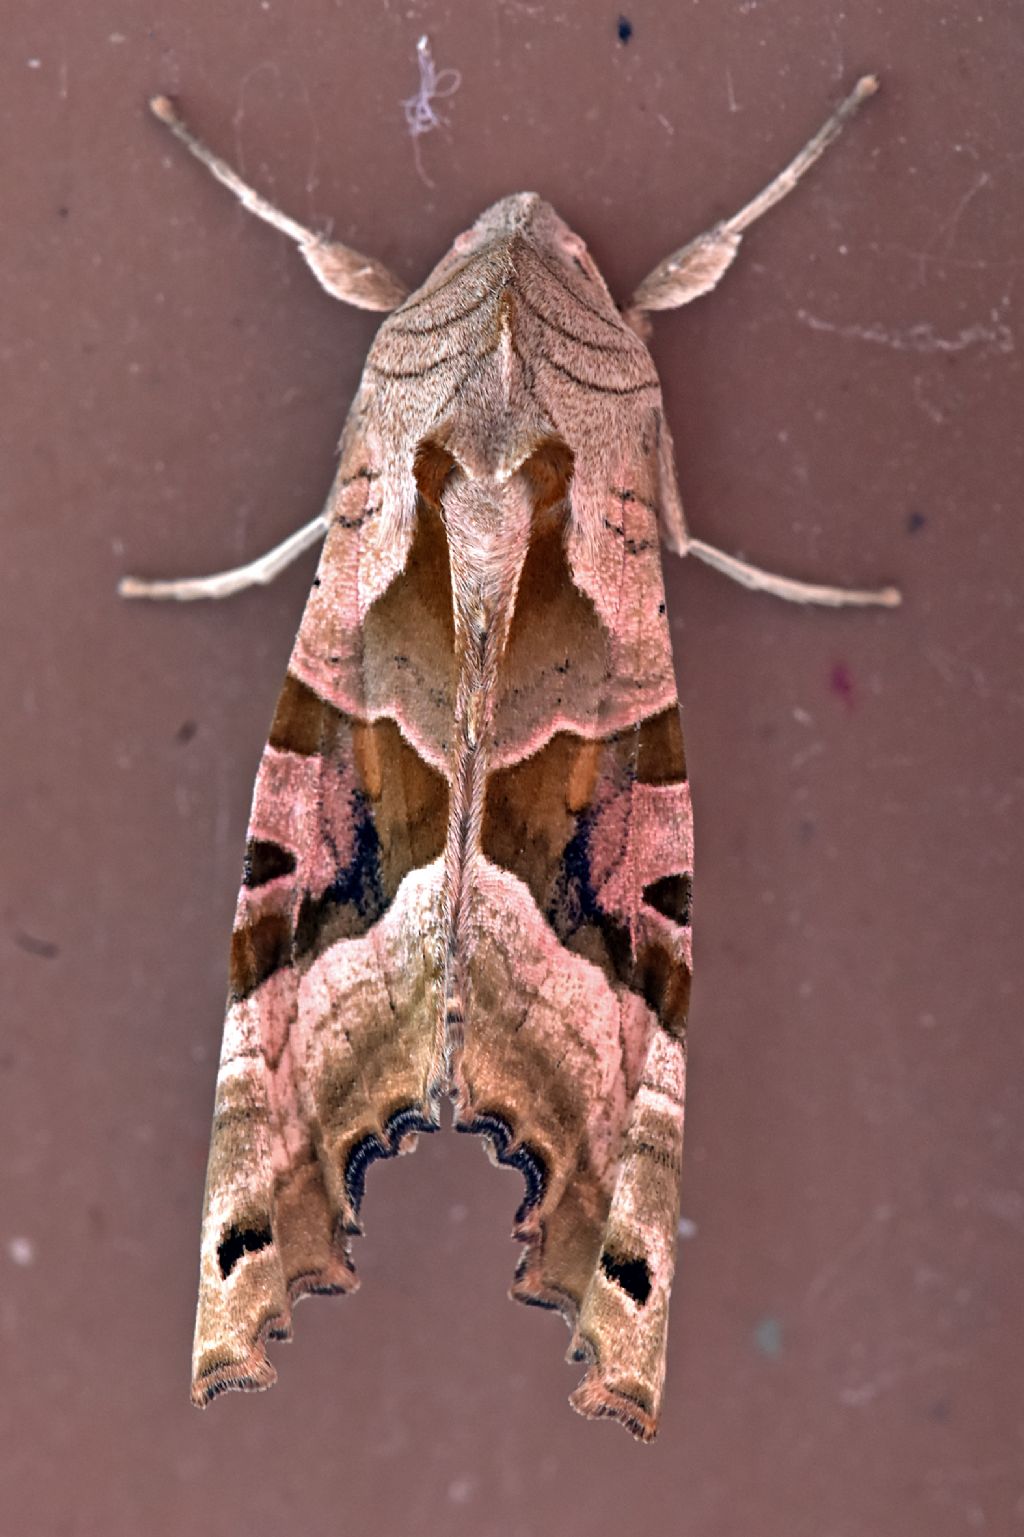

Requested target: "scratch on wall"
[{"left": 797, "top": 306, "right": 1014, "bottom": 357}]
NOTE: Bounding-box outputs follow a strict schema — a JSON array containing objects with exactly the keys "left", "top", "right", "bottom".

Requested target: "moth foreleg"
[
  {"left": 626, "top": 75, "right": 878, "bottom": 317},
  {"left": 681, "top": 535, "right": 900, "bottom": 608},
  {"left": 149, "top": 96, "right": 408, "bottom": 312},
  {"left": 119, "top": 512, "right": 328, "bottom": 602}
]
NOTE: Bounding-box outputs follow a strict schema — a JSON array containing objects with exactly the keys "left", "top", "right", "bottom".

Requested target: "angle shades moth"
[{"left": 123, "top": 77, "right": 898, "bottom": 1440}]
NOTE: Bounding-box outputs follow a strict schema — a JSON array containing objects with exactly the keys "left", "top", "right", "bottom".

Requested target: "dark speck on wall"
[
  {"left": 617, "top": 15, "right": 633, "bottom": 43},
  {"left": 829, "top": 661, "right": 856, "bottom": 709},
  {"left": 13, "top": 929, "right": 60, "bottom": 960},
  {"left": 176, "top": 719, "right": 198, "bottom": 745},
  {"left": 906, "top": 510, "right": 927, "bottom": 534}
]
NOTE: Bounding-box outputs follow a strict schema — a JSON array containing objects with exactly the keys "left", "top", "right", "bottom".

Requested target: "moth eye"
[
  {"left": 600, "top": 1249, "right": 652, "bottom": 1306},
  {"left": 554, "top": 230, "right": 596, "bottom": 282},
  {"left": 567, "top": 245, "right": 599, "bottom": 283},
  {"left": 217, "top": 1223, "right": 273, "bottom": 1279}
]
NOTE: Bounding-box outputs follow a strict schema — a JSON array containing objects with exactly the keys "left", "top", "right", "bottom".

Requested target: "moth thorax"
[{"left": 440, "top": 471, "right": 535, "bottom": 602}]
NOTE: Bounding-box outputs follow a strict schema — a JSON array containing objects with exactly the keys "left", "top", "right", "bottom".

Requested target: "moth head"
[
  {"left": 458, "top": 194, "right": 607, "bottom": 290},
  {"left": 459, "top": 191, "right": 546, "bottom": 246}
]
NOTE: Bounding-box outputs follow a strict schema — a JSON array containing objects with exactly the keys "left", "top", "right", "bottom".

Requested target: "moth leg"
[
  {"left": 658, "top": 388, "right": 899, "bottom": 606},
  {"left": 119, "top": 512, "right": 328, "bottom": 601},
  {"left": 626, "top": 75, "right": 878, "bottom": 317},
  {"left": 681, "top": 535, "right": 900, "bottom": 607},
  {"left": 149, "top": 95, "right": 408, "bottom": 311}
]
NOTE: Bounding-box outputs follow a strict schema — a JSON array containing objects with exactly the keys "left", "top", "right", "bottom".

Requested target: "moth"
[{"left": 123, "top": 78, "right": 898, "bottom": 1440}]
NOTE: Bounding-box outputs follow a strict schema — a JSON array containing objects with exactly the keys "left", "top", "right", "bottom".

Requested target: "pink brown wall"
[{"left": 2, "top": 2, "right": 1021, "bottom": 1532}]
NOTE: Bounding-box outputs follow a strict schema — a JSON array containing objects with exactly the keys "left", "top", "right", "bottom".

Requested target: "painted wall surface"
[{"left": 2, "top": 3, "right": 1021, "bottom": 1532}]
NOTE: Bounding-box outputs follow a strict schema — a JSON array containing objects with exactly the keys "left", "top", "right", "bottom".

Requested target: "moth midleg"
[
  {"left": 148, "top": 95, "right": 407, "bottom": 311},
  {"left": 627, "top": 75, "right": 878, "bottom": 315},
  {"left": 654, "top": 389, "right": 899, "bottom": 606},
  {"left": 119, "top": 512, "right": 328, "bottom": 602},
  {"left": 683, "top": 537, "right": 900, "bottom": 608}
]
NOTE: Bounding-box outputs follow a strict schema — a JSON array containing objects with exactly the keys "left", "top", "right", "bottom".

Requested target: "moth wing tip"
[
  {"left": 190, "top": 1351, "right": 278, "bottom": 1408},
  {"left": 568, "top": 1373, "right": 659, "bottom": 1443}
]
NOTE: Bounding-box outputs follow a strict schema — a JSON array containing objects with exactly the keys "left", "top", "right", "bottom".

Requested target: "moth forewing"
[{"left": 124, "top": 79, "right": 896, "bottom": 1440}]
